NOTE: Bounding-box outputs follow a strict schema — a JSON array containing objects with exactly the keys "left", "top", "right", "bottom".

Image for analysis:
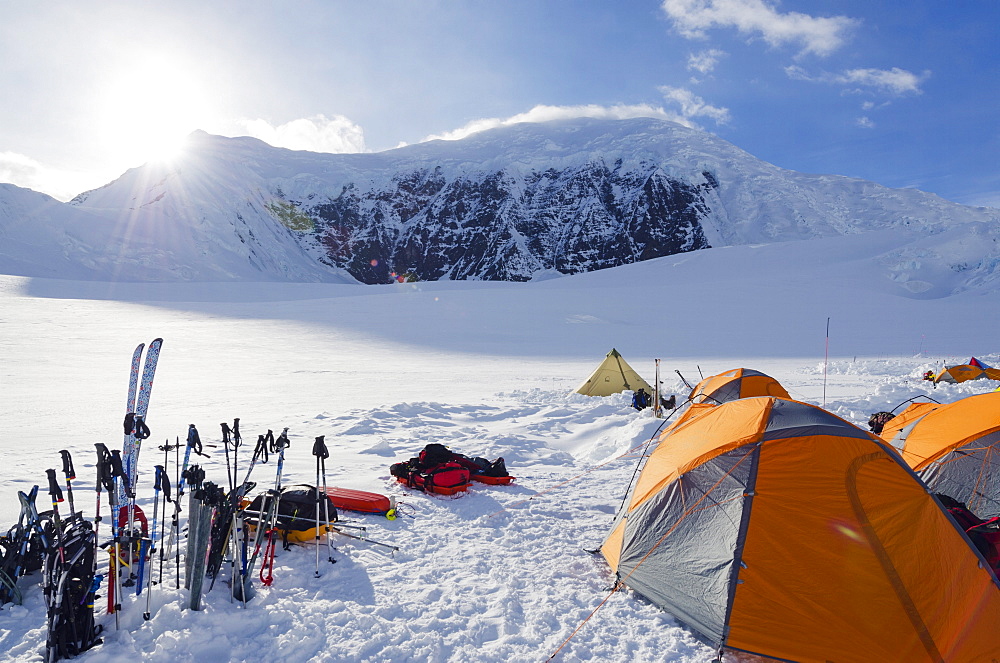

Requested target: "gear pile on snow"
[
  {"left": 0, "top": 338, "right": 400, "bottom": 661},
  {"left": 390, "top": 443, "right": 513, "bottom": 494}
]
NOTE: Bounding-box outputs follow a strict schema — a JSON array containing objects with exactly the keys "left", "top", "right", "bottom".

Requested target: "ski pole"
[
  {"left": 155, "top": 438, "right": 173, "bottom": 585},
  {"left": 241, "top": 429, "right": 284, "bottom": 597},
  {"left": 173, "top": 435, "right": 180, "bottom": 587},
  {"left": 45, "top": 469, "right": 65, "bottom": 544},
  {"left": 108, "top": 449, "right": 131, "bottom": 620},
  {"left": 312, "top": 435, "right": 335, "bottom": 575},
  {"left": 142, "top": 465, "right": 165, "bottom": 618},
  {"left": 221, "top": 422, "right": 233, "bottom": 493},
  {"left": 237, "top": 432, "right": 269, "bottom": 487},
  {"left": 267, "top": 428, "right": 290, "bottom": 538},
  {"left": 58, "top": 450, "right": 77, "bottom": 518},
  {"left": 235, "top": 431, "right": 273, "bottom": 601},
  {"left": 163, "top": 424, "right": 207, "bottom": 583},
  {"left": 260, "top": 529, "right": 278, "bottom": 586},
  {"left": 232, "top": 418, "right": 242, "bottom": 493},
  {"left": 318, "top": 439, "right": 335, "bottom": 565},
  {"left": 330, "top": 526, "right": 400, "bottom": 553},
  {"left": 93, "top": 444, "right": 112, "bottom": 566},
  {"left": 157, "top": 463, "right": 173, "bottom": 585},
  {"left": 227, "top": 431, "right": 269, "bottom": 602},
  {"left": 676, "top": 369, "right": 694, "bottom": 391},
  {"left": 312, "top": 436, "right": 325, "bottom": 577}
]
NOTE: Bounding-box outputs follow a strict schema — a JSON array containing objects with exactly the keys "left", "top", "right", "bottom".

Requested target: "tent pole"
[
  {"left": 823, "top": 317, "right": 830, "bottom": 407},
  {"left": 653, "top": 359, "right": 662, "bottom": 418}
]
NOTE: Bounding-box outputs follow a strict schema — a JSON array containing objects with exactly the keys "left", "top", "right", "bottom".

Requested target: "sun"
[{"left": 99, "top": 54, "right": 209, "bottom": 167}]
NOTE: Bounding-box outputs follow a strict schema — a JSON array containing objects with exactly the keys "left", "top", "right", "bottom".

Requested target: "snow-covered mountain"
[
  {"left": 4, "top": 118, "right": 999, "bottom": 289},
  {"left": 0, "top": 178, "right": 349, "bottom": 283}
]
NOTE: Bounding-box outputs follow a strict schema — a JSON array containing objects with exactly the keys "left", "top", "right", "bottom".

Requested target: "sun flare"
[{"left": 99, "top": 54, "right": 208, "bottom": 166}]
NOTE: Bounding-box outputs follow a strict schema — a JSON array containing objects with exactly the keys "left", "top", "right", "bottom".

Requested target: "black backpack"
[
  {"left": 417, "top": 443, "right": 455, "bottom": 469},
  {"left": 247, "top": 485, "right": 338, "bottom": 548},
  {"left": 868, "top": 411, "right": 895, "bottom": 434},
  {"left": 1, "top": 510, "right": 55, "bottom": 605},
  {"left": 478, "top": 458, "right": 509, "bottom": 478},
  {"left": 43, "top": 517, "right": 103, "bottom": 662}
]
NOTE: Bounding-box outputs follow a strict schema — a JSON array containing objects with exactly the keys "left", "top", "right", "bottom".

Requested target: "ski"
[
  {"left": 183, "top": 465, "right": 206, "bottom": 590},
  {"left": 188, "top": 481, "right": 222, "bottom": 611},
  {"left": 119, "top": 339, "right": 162, "bottom": 589},
  {"left": 118, "top": 344, "right": 144, "bottom": 507},
  {"left": 122, "top": 338, "right": 163, "bottom": 505},
  {"left": 205, "top": 481, "right": 254, "bottom": 594}
]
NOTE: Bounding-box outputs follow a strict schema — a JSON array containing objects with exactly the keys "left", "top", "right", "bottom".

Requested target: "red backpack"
[
  {"left": 390, "top": 444, "right": 471, "bottom": 492},
  {"left": 941, "top": 498, "right": 1000, "bottom": 575}
]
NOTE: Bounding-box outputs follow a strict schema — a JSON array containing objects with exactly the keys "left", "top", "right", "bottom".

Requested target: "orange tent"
[
  {"left": 688, "top": 368, "right": 789, "bottom": 404},
  {"left": 881, "top": 392, "right": 1000, "bottom": 517},
  {"left": 602, "top": 397, "right": 1000, "bottom": 662},
  {"left": 932, "top": 362, "right": 1000, "bottom": 384}
]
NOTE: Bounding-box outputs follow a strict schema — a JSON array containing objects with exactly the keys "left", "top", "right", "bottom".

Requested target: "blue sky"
[{"left": 1, "top": 0, "right": 997, "bottom": 206}]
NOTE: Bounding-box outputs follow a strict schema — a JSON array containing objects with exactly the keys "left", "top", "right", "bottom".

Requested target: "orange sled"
[
  {"left": 323, "top": 487, "right": 396, "bottom": 518},
  {"left": 472, "top": 474, "right": 515, "bottom": 485}
]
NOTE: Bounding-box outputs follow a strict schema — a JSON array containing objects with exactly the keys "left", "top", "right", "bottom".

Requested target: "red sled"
[
  {"left": 323, "top": 487, "right": 396, "bottom": 519},
  {"left": 396, "top": 476, "right": 471, "bottom": 495},
  {"left": 394, "top": 461, "right": 472, "bottom": 496},
  {"left": 472, "top": 474, "right": 515, "bottom": 485}
]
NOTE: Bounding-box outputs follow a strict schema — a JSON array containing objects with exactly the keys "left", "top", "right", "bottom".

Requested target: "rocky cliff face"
[{"left": 298, "top": 160, "right": 714, "bottom": 283}]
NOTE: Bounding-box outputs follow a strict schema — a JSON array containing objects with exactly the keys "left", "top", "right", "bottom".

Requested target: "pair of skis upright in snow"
[
  {"left": 108, "top": 339, "right": 162, "bottom": 617},
  {"left": 120, "top": 339, "right": 162, "bottom": 507}
]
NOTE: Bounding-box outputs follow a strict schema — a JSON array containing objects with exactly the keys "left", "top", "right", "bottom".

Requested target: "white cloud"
[
  {"left": 237, "top": 115, "right": 366, "bottom": 153},
  {"left": 856, "top": 116, "right": 875, "bottom": 129},
  {"left": 423, "top": 103, "right": 701, "bottom": 142},
  {"left": 658, "top": 86, "right": 731, "bottom": 124},
  {"left": 661, "top": 0, "right": 857, "bottom": 57},
  {"left": 838, "top": 68, "right": 929, "bottom": 95},
  {"left": 961, "top": 191, "right": 1000, "bottom": 209},
  {"left": 688, "top": 48, "right": 727, "bottom": 74},
  {"left": 0, "top": 151, "right": 43, "bottom": 184},
  {"left": 0, "top": 151, "right": 97, "bottom": 201},
  {"left": 785, "top": 65, "right": 929, "bottom": 95}
]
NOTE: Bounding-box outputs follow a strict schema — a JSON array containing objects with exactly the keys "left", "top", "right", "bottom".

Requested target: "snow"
[{"left": 2, "top": 218, "right": 999, "bottom": 663}]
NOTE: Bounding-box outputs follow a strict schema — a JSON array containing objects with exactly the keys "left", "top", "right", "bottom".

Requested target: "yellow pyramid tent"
[{"left": 573, "top": 348, "right": 652, "bottom": 397}]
